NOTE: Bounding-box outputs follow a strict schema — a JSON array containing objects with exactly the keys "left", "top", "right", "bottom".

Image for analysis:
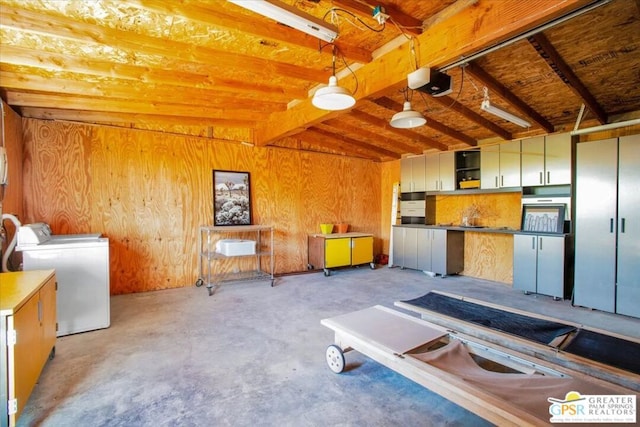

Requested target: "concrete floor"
[{"left": 18, "top": 267, "right": 640, "bottom": 426}]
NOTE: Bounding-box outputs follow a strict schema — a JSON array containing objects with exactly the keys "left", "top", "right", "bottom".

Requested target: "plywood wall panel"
[
  {"left": 22, "top": 121, "right": 93, "bottom": 234},
  {"left": 433, "top": 192, "right": 522, "bottom": 228},
  {"left": 462, "top": 232, "right": 514, "bottom": 284},
  {"left": 22, "top": 119, "right": 382, "bottom": 294}
]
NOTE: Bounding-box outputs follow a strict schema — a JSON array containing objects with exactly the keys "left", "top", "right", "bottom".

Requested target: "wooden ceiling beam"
[
  {"left": 19, "top": 107, "right": 257, "bottom": 129},
  {"left": 350, "top": 109, "right": 448, "bottom": 151},
  {"left": 255, "top": 0, "right": 593, "bottom": 145},
  {"left": 5, "top": 92, "right": 269, "bottom": 122},
  {"left": 134, "top": 0, "right": 372, "bottom": 64},
  {"left": 310, "top": 126, "right": 401, "bottom": 159},
  {"left": 324, "top": 119, "right": 422, "bottom": 155},
  {"left": 464, "top": 62, "right": 555, "bottom": 133},
  {"left": 0, "top": 4, "right": 330, "bottom": 84},
  {"left": 331, "top": 0, "right": 423, "bottom": 36},
  {"left": 297, "top": 129, "right": 383, "bottom": 161},
  {"left": 528, "top": 32, "right": 607, "bottom": 124},
  {"left": 428, "top": 95, "right": 512, "bottom": 140},
  {"left": 0, "top": 70, "right": 288, "bottom": 113},
  {"left": 0, "top": 45, "right": 307, "bottom": 100},
  {"left": 422, "top": 0, "right": 479, "bottom": 30},
  {"left": 372, "top": 96, "right": 478, "bottom": 146}
]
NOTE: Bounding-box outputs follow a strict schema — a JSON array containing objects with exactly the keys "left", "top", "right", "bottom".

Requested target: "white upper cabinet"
[
  {"left": 480, "top": 140, "right": 521, "bottom": 189},
  {"left": 544, "top": 133, "right": 572, "bottom": 185},
  {"left": 400, "top": 155, "right": 426, "bottom": 193},
  {"left": 521, "top": 133, "right": 571, "bottom": 187},
  {"left": 425, "top": 151, "right": 455, "bottom": 191}
]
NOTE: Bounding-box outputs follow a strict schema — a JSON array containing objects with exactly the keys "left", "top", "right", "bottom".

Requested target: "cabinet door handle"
[
  {"left": 531, "top": 237, "right": 536, "bottom": 250},
  {"left": 539, "top": 237, "right": 543, "bottom": 251},
  {"left": 621, "top": 218, "right": 626, "bottom": 233},
  {"left": 610, "top": 218, "right": 614, "bottom": 233},
  {"left": 501, "top": 175, "right": 504, "bottom": 187},
  {"left": 495, "top": 176, "right": 498, "bottom": 187},
  {"left": 38, "top": 299, "right": 43, "bottom": 323},
  {"left": 539, "top": 172, "right": 543, "bottom": 184},
  {"left": 547, "top": 171, "right": 551, "bottom": 184}
]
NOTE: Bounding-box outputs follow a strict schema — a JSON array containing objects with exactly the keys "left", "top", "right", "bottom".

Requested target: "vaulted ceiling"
[{"left": 1, "top": 0, "right": 639, "bottom": 161}]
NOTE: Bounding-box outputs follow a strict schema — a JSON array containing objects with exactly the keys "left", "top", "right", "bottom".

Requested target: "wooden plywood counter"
[{"left": 1, "top": 270, "right": 55, "bottom": 315}]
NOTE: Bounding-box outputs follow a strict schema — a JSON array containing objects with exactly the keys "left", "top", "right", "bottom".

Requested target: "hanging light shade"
[
  {"left": 312, "top": 76, "right": 356, "bottom": 111},
  {"left": 390, "top": 101, "right": 426, "bottom": 128}
]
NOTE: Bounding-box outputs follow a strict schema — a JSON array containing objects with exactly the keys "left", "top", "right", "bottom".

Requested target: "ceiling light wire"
[{"left": 323, "top": 8, "right": 385, "bottom": 32}]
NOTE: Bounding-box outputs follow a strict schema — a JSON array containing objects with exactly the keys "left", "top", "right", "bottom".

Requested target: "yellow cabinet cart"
[{"left": 308, "top": 232, "right": 375, "bottom": 276}]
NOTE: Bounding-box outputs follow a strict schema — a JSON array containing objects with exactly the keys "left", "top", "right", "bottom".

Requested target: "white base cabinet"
[
  {"left": 513, "top": 234, "right": 571, "bottom": 300},
  {"left": 392, "top": 226, "right": 464, "bottom": 276}
]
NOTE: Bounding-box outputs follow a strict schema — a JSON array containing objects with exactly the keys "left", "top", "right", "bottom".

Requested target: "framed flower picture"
[{"left": 213, "top": 170, "right": 251, "bottom": 226}]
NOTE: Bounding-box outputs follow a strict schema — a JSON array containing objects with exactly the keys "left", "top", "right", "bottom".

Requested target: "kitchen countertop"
[{"left": 393, "top": 224, "right": 570, "bottom": 236}]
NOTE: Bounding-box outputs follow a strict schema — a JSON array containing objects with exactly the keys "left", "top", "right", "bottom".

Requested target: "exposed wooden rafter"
[
  {"left": 372, "top": 97, "right": 478, "bottom": 146},
  {"left": 464, "top": 62, "right": 555, "bottom": 133},
  {"left": 19, "top": 107, "right": 257, "bottom": 129},
  {"left": 331, "top": 0, "right": 423, "bottom": 36},
  {"left": 350, "top": 109, "right": 448, "bottom": 151},
  {"left": 0, "top": 45, "right": 307, "bottom": 99},
  {"left": 255, "top": 0, "right": 593, "bottom": 145},
  {"left": 0, "top": 69, "right": 288, "bottom": 113},
  {"left": 0, "top": 4, "right": 330, "bottom": 84},
  {"left": 528, "top": 32, "right": 607, "bottom": 124},
  {"left": 297, "top": 128, "right": 383, "bottom": 161},
  {"left": 134, "top": 0, "right": 372, "bottom": 64},
  {"left": 429, "top": 95, "right": 512, "bottom": 141},
  {"left": 310, "top": 126, "right": 400, "bottom": 160},
  {"left": 324, "top": 119, "right": 422, "bottom": 155},
  {"left": 5, "top": 92, "right": 269, "bottom": 121}
]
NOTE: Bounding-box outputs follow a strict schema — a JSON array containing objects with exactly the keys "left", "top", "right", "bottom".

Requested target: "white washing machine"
[{"left": 16, "top": 223, "right": 110, "bottom": 336}]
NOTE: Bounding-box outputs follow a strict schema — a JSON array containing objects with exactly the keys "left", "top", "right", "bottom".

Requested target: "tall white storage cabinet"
[{"left": 574, "top": 135, "right": 640, "bottom": 317}]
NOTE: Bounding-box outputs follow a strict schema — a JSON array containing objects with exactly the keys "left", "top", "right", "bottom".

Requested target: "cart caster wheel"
[
  {"left": 370, "top": 262, "right": 375, "bottom": 270},
  {"left": 553, "top": 296, "right": 561, "bottom": 301},
  {"left": 49, "top": 346, "right": 56, "bottom": 360},
  {"left": 270, "top": 279, "right": 274, "bottom": 287},
  {"left": 323, "top": 269, "right": 330, "bottom": 277},
  {"left": 524, "top": 291, "right": 531, "bottom": 295},
  {"left": 326, "top": 345, "right": 345, "bottom": 373},
  {"left": 195, "top": 278, "right": 204, "bottom": 287},
  {"left": 307, "top": 264, "right": 314, "bottom": 270}
]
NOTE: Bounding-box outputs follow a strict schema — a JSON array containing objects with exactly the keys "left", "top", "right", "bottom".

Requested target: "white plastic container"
[{"left": 215, "top": 239, "right": 256, "bottom": 256}]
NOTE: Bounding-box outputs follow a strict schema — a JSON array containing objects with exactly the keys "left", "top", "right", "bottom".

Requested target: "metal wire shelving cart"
[{"left": 195, "top": 225, "right": 274, "bottom": 295}]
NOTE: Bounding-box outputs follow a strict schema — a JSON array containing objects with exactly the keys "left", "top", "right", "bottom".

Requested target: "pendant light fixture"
[
  {"left": 390, "top": 88, "right": 426, "bottom": 128},
  {"left": 312, "top": 45, "right": 356, "bottom": 111}
]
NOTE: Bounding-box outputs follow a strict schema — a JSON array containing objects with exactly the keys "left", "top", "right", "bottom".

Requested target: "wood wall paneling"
[
  {"left": 22, "top": 119, "right": 382, "bottom": 294},
  {"left": 0, "top": 101, "right": 24, "bottom": 270}
]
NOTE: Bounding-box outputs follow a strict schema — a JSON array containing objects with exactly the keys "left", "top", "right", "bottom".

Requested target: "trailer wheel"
[
  {"left": 195, "top": 278, "right": 204, "bottom": 287},
  {"left": 326, "top": 345, "right": 345, "bottom": 373}
]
